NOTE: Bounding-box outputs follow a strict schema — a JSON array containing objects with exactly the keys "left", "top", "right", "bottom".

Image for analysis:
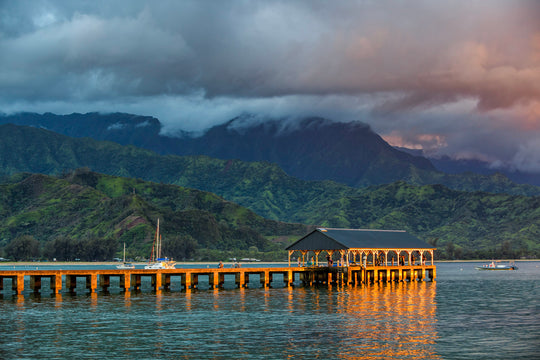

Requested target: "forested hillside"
[
  {"left": 1, "top": 124, "right": 539, "bottom": 259},
  {"left": 2, "top": 113, "right": 539, "bottom": 193},
  {"left": 0, "top": 170, "right": 310, "bottom": 261}
]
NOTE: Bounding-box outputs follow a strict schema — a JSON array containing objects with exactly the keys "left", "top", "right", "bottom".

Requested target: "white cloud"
[
  {"left": 1, "top": 0, "right": 539, "bottom": 173},
  {"left": 512, "top": 139, "right": 540, "bottom": 173}
]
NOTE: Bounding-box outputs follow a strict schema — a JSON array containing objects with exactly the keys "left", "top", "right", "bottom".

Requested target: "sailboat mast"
[
  {"left": 156, "top": 219, "right": 160, "bottom": 260},
  {"left": 158, "top": 234, "right": 162, "bottom": 259}
]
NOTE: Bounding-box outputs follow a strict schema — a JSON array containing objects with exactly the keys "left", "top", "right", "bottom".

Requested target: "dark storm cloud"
[{"left": 1, "top": 0, "right": 540, "bottom": 171}]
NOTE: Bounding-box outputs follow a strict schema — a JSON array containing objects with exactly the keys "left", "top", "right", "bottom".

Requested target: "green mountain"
[
  {"left": 1, "top": 124, "right": 539, "bottom": 259},
  {"left": 0, "top": 170, "right": 310, "bottom": 261},
  {"left": 2, "top": 112, "right": 540, "bottom": 191}
]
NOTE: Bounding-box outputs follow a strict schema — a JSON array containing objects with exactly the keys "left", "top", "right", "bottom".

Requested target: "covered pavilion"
[{"left": 286, "top": 228, "right": 436, "bottom": 267}]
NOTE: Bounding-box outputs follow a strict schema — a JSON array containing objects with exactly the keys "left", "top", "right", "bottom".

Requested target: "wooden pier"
[{"left": 0, "top": 264, "right": 435, "bottom": 296}]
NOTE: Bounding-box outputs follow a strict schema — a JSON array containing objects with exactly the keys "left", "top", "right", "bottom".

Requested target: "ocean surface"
[{"left": 0, "top": 261, "right": 538, "bottom": 359}]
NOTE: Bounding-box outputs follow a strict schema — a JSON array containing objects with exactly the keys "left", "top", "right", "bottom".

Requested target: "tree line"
[
  {"left": 1, "top": 234, "right": 202, "bottom": 262},
  {"left": 2, "top": 234, "right": 534, "bottom": 262}
]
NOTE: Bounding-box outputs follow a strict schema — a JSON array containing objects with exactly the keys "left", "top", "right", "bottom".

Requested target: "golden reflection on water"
[
  {"left": 286, "top": 286, "right": 294, "bottom": 312},
  {"left": 184, "top": 289, "right": 192, "bottom": 311},
  {"left": 329, "top": 282, "right": 439, "bottom": 359},
  {"left": 239, "top": 287, "right": 246, "bottom": 312},
  {"left": 90, "top": 292, "right": 98, "bottom": 308},
  {"left": 54, "top": 293, "right": 63, "bottom": 308},
  {"left": 123, "top": 290, "right": 131, "bottom": 308},
  {"left": 213, "top": 288, "right": 220, "bottom": 310}
]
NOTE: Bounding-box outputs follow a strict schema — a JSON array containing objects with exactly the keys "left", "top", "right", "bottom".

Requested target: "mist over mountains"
[
  {"left": 1, "top": 116, "right": 539, "bottom": 258},
  {"left": 2, "top": 111, "right": 539, "bottom": 188}
]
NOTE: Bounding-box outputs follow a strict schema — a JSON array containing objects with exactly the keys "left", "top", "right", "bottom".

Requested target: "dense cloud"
[{"left": 1, "top": 0, "right": 540, "bottom": 172}]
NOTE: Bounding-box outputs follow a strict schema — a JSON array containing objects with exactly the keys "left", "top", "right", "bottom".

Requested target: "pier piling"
[{"left": 0, "top": 264, "right": 436, "bottom": 296}]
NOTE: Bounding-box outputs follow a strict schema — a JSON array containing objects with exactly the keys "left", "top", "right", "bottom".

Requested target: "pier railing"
[{"left": 0, "top": 264, "right": 435, "bottom": 295}]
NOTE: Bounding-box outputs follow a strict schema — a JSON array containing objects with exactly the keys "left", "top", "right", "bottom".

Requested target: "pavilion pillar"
[
  {"left": 362, "top": 251, "right": 367, "bottom": 267},
  {"left": 300, "top": 251, "right": 308, "bottom": 266},
  {"left": 314, "top": 250, "right": 321, "bottom": 266},
  {"left": 288, "top": 250, "right": 292, "bottom": 267}
]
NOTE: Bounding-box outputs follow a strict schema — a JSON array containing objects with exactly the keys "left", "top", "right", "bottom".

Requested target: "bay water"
[{"left": 0, "top": 262, "right": 538, "bottom": 359}]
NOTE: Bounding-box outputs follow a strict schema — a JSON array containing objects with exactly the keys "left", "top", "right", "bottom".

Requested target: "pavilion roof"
[{"left": 286, "top": 228, "right": 436, "bottom": 251}]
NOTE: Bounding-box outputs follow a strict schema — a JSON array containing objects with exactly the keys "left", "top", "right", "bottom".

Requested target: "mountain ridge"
[
  {"left": 3, "top": 111, "right": 539, "bottom": 190},
  {"left": 0, "top": 123, "right": 539, "bottom": 258},
  {"left": 0, "top": 111, "right": 446, "bottom": 187}
]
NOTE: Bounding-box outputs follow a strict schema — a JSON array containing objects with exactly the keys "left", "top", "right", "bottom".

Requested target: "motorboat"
[
  {"left": 475, "top": 261, "right": 518, "bottom": 271},
  {"left": 144, "top": 219, "right": 176, "bottom": 269}
]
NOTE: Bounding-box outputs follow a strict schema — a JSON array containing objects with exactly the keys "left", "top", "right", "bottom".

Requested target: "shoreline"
[{"left": 1, "top": 259, "right": 539, "bottom": 266}]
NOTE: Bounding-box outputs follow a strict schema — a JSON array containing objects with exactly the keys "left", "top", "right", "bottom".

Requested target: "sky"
[{"left": 1, "top": 0, "right": 540, "bottom": 173}]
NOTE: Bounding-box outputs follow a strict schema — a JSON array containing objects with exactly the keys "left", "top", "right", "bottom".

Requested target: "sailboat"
[
  {"left": 144, "top": 219, "right": 176, "bottom": 269},
  {"left": 117, "top": 243, "right": 135, "bottom": 269}
]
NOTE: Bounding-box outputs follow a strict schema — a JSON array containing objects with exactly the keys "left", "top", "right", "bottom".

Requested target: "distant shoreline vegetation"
[
  {"left": 1, "top": 168, "right": 539, "bottom": 261},
  {"left": 0, "top": 238, "right": 537, "bottom": 263}
]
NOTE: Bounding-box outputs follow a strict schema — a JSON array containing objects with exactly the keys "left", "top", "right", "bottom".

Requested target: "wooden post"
[
  {"left": 87, "top": 274, "right": 98, "bottom": 293},
  {"left": 162, "top": 274, "right": 171, "bottom": 290},
  {"left": 152, "top": 273, "right": 162, "bottom": 290},
  {"left": 30, "top": 276, "right": 41, "bottom": 293},
  {"left": 219, "top": 272, "right": 225, "bottom": 288},
  {"left": 120, "top": 274, "right": 131, "bottom": 291},
  {"left": 66, "top": 275, "right": 75, "bottom": 292},
  {"left": 131, "top": 274, "right": 141, "bottom": 290},
  {"left": 181, "top": 272, "right": 191, "bottom": 290},
  {"left": 99, "top": 275, "right": 110, "bottom": 291},
  {"left": 209, "top": 272, "right": 219, "bottom": 289},
  {"left": 261, "top": 271, "right": 270, "bottom": 288},
  {"left": 51, "top": 275, "right": 62, "bottom": 294},
  {"left": 235, "top": 272, "right": 245, "bottom": 288},
  {"left": 14, "top": 274, "right": 25, "bottom": 295},
  {"left": 285, "top": 270, "right": 293, "bottom": 287}
]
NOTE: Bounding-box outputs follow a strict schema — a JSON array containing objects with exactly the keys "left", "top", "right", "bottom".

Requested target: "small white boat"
[
  {"left": 144, "top": 260, "right": 176, "bottom": 269},
  {"left": 144, "top": 219, "right": 176, "bottom": 270},
  {"left": 117, "top": 243, "right": 135, "bottom": 269},
  {"left": 475, "top": 260, "right": 518, "bottom": 271}
]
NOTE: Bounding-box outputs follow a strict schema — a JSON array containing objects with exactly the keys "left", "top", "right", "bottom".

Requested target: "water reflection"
[
  {"left": 326, "top": 282, "right": 440, "bottom": 359},
  {"left": 123, "top": 290, "right": 131, "bottom": 308},
  {"left": 0, "top": 280, "right": 440, "bottom": 359}
]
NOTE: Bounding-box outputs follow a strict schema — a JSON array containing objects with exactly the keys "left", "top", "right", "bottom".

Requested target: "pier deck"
[{"left": 0, "top": 264, "right": 435, "bottom": 295}]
